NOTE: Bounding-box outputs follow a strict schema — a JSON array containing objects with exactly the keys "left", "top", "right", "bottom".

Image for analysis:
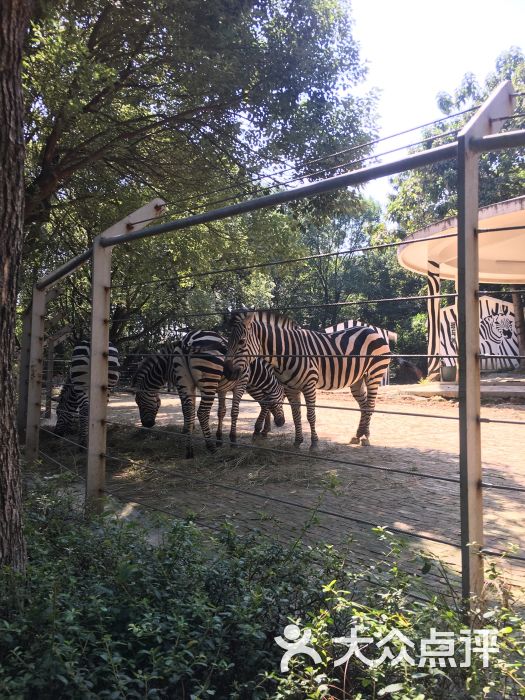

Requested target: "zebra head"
[
  {"left": 132, "top": 351, "right": 170, "bottom": 428},
  {"left": 135, "top": 391, "right": 161, "bottom": 428},
  {"left": 224, "top": 312, "right": 258, "bottom": 380},
  {"left": 270, "top": 404, "right": 286, "bottom": 427}
]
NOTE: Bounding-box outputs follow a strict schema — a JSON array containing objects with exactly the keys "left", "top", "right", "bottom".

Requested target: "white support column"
[
  {"left": 426, "top": 259, "right": 441, "bottom": 380},
  {"left": 86, "top": 199, "right": 165, "bottom": 512},
  {"left": 457, "top": 81, "right": 515, "bottom": 605},
  {"left": 25, "top": 287, "right": 47, "bottom": 462}
]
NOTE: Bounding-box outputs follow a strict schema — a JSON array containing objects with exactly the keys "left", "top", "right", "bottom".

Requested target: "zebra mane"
[{"left": 232, "top": 309, "right": 300, "bottom": 329}]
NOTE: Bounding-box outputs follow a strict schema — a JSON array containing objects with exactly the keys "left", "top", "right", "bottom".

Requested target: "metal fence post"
[
  {"left": 44, "top": 337, "right": 56, "bottom": 419},
  {"left": 457, "top": 81, "right": 515, "bottom": 604},
  {"left": 43, "top": 324, "right": 72, "bottom": 419},
  {"left": 17, "top": 307, "right": 32, "bottom": 443},
  {"left": 18, "top": 290, "right": 59, "bottom": 443},
  {"left": 25, "top": 286, "right": 47, "bottom": 462},
  {"left": 86, "top": 199, "right": 165, "bottom": 512}
]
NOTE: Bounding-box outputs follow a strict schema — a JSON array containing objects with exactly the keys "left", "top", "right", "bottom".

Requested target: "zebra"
[
  {"left": 224, "top": 310, "right": 391, "bottom": 448},
  {"left": 132, "top": 331, "right": 285, "bottom": 458},
  {"left": 54, "top": 376, "right": 87, "bottom": 438},
  {"left": 54, "top": 340, "right": 120, "bottom": 446}
]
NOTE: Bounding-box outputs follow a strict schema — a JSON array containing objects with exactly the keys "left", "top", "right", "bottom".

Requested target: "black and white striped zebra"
[
  {"left": 54, "top": 340, "right": 120, "bottom": 445},
  {"left": 224, "top": 311, "right": 391, "bottom": 448},
  {"left": 324, "top": 320, "right": 397, "bottom": 385},
  {"left": 132, "top": 331, "right": 285, "bottom": 458},
  {"left": 54, "top": 377, "right": 87, "bottom": 438}
]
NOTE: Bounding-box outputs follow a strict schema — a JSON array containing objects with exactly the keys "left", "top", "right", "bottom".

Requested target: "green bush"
[{"left": 0, "top": 478, "right": 523, "bottom": 699}]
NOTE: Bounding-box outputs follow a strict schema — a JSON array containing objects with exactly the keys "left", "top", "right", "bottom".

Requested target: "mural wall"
[{"left": 440, "top": 296, "right": 519, "bottom": 371}]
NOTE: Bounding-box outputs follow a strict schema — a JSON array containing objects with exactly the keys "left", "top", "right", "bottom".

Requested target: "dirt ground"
[{"left": 40, "top": 385, "right": 525, "bottom": 600}]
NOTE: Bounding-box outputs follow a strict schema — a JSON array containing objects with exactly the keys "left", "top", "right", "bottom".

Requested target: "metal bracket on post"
[
  {"left": 457, "top": 81, "right": 515, "bottom": 609},
  {"left": 85, "top": 199, "right": 165, "bottom": 513},
  {"left": 25, "top": 286, "right": 47, "bottom": 462}
]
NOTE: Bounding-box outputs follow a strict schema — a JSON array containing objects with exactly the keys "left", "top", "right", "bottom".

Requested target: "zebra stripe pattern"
[
  {"left": 54, "top": 376, "right": 88, "bottom": 438},
  {"left": 427, "top": 259, "right": 441, "bottom": 379},
  {"left": 132, "top": 330, "right": 285, "bottom": 458},
  {"left": 324, "top": 320, "right": 397, "bottom": 385},
  {"left": 224, "top": 310, "right": 391, "bottom": 447},
  {"left": 54, "top": 340, "right": 120, "bottom": 445}
]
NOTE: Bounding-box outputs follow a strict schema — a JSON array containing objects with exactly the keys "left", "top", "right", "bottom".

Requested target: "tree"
[
  {"left": 18, "top": 0, "right": 379, "bottom": 353},
  {"left": 22, "top": 0, "right": 377, "bottom": 237},
  {"left": 0, "top": 0, "right": 31, "bottom": 571},
  {"left": 388, "top": 47, "right": 525, "bottom": 232},
  {"left": 387, "top": 48, "right": 525, "bottom": 369}
]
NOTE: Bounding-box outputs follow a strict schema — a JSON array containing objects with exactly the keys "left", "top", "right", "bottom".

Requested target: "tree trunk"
[
  {"left": 0, "top": 0, "right": 31, "bottom": 571},
  {"left": 512, "top": 292, "right": 525, "bottom": 370}
]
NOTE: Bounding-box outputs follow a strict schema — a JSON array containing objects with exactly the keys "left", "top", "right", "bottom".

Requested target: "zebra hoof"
[
  {"left": 293, "top": 440, "right": 303, "bottom": 448},
  {"left": 309, "top": 441, "right": 319, "bottom": 451},
  {"left": 349, "top": 436, "right": 360, "bottom": 445},
  {"left": 360, "top": 436, "right": 370, "bottom": 446}
]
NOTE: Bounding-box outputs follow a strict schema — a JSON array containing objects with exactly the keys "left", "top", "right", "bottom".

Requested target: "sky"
[{"left": 350, "top": 0, "right": 525, "bottom": 205}]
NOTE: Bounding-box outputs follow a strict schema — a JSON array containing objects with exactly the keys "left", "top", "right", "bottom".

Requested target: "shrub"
[{"left": 0, "top": 478, "right": 523, "bottom": 698}]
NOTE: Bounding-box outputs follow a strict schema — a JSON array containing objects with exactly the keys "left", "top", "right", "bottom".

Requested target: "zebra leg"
[
  {"left": 358, "top": 374, "right": 384, "bottom": 446},
  {"left": 229, "top": 380, "right": 247, "bottom": 446},
  {"left": 303, "top": 385, "right": 319, "bottom": 449},
  {"left": 262, "top": 408, "right": 272, "bottom": 437},
  {"left": 216, "top": 391, "right": 226, "bottom": 446},
  {"left": 285, "top": 388, "right": 303, "bottom": 447},
  {"left": 197, "top": 390, "right": 217, "bottom": 453},
  {"left": 253, "top": 405, "right": 271, "bottom": 439},
  {"left": 179, "top": 388, "right": 196, "bottom": 459},
  {"left": 350, "top": 378, "right": 368, "bottom": 445}
]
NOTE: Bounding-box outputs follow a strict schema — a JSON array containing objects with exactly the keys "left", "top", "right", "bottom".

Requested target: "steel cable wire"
[{"left": 101, "top": 439, "right": 462, "bottom": 548}]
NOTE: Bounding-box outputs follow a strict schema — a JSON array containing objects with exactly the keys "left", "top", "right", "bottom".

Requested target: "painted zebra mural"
[
  {"left": 324, "top": 320, "right": 397, "bottom": 385},
  {"left": 427, "top": 260, "right": 441, "bottom": 379},
  {"left": 440, "top": 296, "right": 519, "bottom": 372},
  {"left": 224, "top": 311, "right": 391, "bottom": 447},
  {"left": 54, "top": 340, "right": 120, "bottom": 445},
  {"left": 132, "top": 331, "right": 285, "bottom": 458}
]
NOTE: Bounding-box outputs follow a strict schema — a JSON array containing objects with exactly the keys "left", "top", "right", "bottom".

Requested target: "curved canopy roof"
[{"left": 397, "top": 195, "right": 525, "bottom": 283}]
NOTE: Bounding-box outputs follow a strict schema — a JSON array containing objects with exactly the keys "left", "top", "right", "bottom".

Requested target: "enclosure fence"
[{"left": 19, "top": 80, "right": 525, "bottom": 610}]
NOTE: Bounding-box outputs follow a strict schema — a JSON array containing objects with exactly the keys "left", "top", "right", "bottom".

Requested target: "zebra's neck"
[{"left": 135, "top": 352, "right": 173, "bottom": 390}]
